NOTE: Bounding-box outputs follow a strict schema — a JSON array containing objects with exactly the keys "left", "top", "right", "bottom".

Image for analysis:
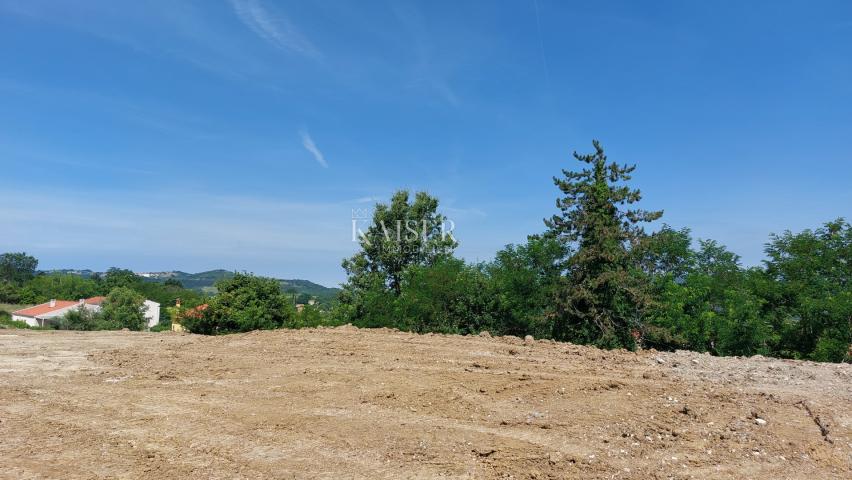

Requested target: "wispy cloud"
[
  {"left": 299, "top": 130, "right": 328, "bottom": 168},
  {"left": 229, "top": 0, "right": 321, "bottom": 59},
  {"left": 392, "top": 2, "right": 461, "bottom": 108},
  {"left": 531, "top": 0, "right": 552, "bottom": 90}
]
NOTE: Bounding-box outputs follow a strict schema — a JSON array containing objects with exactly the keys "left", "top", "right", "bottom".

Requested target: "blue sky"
[{"left": 1, "top": 0, "right": 850, "bottom": 286}]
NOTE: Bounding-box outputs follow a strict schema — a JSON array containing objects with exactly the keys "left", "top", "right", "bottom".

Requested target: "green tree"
[
  {"left": 713, "top": 280, "right": 773, "bottom": 356},
  {"left": 486, "top": 235, "right": 566, "bottom": 337},
  {"left": 100, "top": 287, "right": 147, "bottom": 331},
  {"left": 183, "top": 273, "right": 295, "bottom": 334},
  {"left": 546, "top": 140, "right": 662, "bottom": 349},
  {"left": 102, "top": 268, "right": 142, "bottom": 291},
  {"left": 396, "top": 257, "right": 493, "bottom": 335},
  {"left": 343, "top": 190, "right": 457, "bottom": 295},
  {"left": 0, "top": 252, "right": 38, "bottom": 285},
  {"left": 635, "top": 225, "right": 694, "bottom": 280},
  {"left": 763, "top": 219, "right": 852, "bottom": 361},
  {"left": 0, "top": 281, "right": 22, "bottom": 304},
  {"left": 22, "top": 274, "right": 100, "bottom": 303},
  {"left": 338, "top": 190, "right": 457, "bottom": 327}
]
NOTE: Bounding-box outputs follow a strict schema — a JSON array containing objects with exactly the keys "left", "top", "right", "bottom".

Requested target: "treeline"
[
  {"left": 334, "top": 142, "right": 851, "bottom": 363},
  {"left": 3, "top": 141, "right": 848, "bottom": 362},
  {"left": 0, "top": 258, "right": 206, "bottom": 330},
  {"left": 0, "top": 255, "right": 325, "bottom": 332}
]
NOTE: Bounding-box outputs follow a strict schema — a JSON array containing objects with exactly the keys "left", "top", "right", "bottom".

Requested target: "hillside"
[
  {"left": 1, "top": 328, "right": 849, "bottom": 479},
  {"left": 43, "top": 269, "right": 341, "bottom": 303},
  {"left": 148, "top": 270, "right": 340, "bottom": 301}
]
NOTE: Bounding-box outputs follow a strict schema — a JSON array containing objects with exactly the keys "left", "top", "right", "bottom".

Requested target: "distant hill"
[
  {"left": 148, "top": 270, "right": 339, "bottom": 300},
  {"left": 142, "top": 270, "right": 341, "bottom": 303},
  {"left": 41, "top": 269, "right": 341, "bottom": 304}
]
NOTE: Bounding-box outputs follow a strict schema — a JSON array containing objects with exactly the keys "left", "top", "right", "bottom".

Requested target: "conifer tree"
[{"left": 546, "top": 140, "right": 662, "bottom": 348}]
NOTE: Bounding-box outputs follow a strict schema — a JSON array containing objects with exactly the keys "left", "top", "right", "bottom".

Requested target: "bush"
[
  {"left": 811, "top": 334, "right": 849, "bottom": 363},
  {"left": 396, "top": 258, "right": 494, "bottom": 335},
  {"left": 182, "top": 273, "right": 295, "bottom": 334},
  {"left": 149, "top": 323, "right": 171, "bottom": 332},
  {"left": 55, "top": 307, "right": 98, "bottom": 331},
  {"left": 0, "top": 309, "right": 28, "bottom": 329},
  {"left": 291, "top": 303, "right": 336, "bottom": 329},
  {"left": 100, "top": 287, "right": 147, "bottom": 331},
  {"left": 0, "top": 282, "right": 21, "bottom": 303}
]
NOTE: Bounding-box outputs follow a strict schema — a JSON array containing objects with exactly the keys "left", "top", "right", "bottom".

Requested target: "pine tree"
[{"left": 546, "top": 140, "right": 662, "bottom": 348}]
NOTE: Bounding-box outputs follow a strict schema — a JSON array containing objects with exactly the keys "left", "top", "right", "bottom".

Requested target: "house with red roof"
[
  {"left": 11, "top": 300, "right": 81, "bottom": 327},
  {"left": 12, "top": 297, "right": 161, "bottom": 329}
]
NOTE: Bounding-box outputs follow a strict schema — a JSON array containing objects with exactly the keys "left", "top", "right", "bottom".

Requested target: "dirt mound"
[{"left": 0, "top": 329, "right": 850, "bottom": 479}]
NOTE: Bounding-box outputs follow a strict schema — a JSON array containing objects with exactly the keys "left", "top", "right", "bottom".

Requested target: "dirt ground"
[{"left": 0, "top": 328, "right": 850, "bottom": 479}]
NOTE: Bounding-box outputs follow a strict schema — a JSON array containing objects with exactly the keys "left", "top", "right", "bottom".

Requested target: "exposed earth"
[{"left": 0, "top": 327, "right": 850, "bottom": 479}]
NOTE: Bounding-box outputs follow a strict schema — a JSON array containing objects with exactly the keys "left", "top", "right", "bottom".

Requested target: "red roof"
[
  {"left": 85, "top": 296, "right": 106, "bottom": 305},
  {"left": 179, "top": 304, "right": 209, "bottom": 320},
  {"left": 13, "top": 301, "right": 79, "bottom": 318}
]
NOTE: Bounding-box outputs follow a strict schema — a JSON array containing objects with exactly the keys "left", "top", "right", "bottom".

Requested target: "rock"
[
  {"left": 655, "top": 357, "right": 666, "bottom": 364},
  {"left": 479, "top": 331, "right": 491, "bottom": 338},
  {"left": 754, "top": 418, "right": 767, "bottom": 426},
  {"left": 524, "top": 335, "right": 535, "bottom": 345}
]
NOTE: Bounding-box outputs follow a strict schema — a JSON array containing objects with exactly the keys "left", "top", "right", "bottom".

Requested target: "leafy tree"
[
  {"left": 102, "top": 268, "right": 142, "bottom": 291},
  {"left": 99, "top": 287, "right": 147, "bottom": 331},
  {"left": 642, "top": 233, "right": 782, "bottom": 356},
  {"left": 763, "top": 219, "right": 851, "bottom": 361},
  {"left": 486, "top": 235, "right": 566, "bottom": 337},
  {"left": 336, "top": 269, "right": 398, "bottom": 328},
  {"left": 713, "top": 281, "right": 773, "bottom": 356},
  {"left": 546, "top": 140, "right": 662, "bottom": 348},
  {"left": 338, "top": 191, "right": 457, "bottom": 327},
  {"left": 22, "top": 274, "right": 100, "bottom": 304},
  {"left": 183, "top": 273, "right": 295, "bottom": 334},
  {"left": 0, "top": 252, "right": 38, "bottom": 285},
  {"left": 343, "top": 190, "right": 457, "bottom": 295},
  {"left": 0, "top": 281, "right": 22, "bottom": 304},
  {"left": 635, "top": 225, "right": 694, "bottom": 280},
  {"left": 396, "top": 257, "right": 493, "bottom": 335}
]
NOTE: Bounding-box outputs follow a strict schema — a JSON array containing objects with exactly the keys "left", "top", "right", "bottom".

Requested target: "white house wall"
[
  {"left": 12, "top": 314, "right": 38, "bottom": 327},
  {"left": 144, "top": 300, "right": 160, "bottom": 329}
]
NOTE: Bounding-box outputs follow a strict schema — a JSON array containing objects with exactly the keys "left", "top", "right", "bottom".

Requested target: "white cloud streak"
[
  {"left": 299, "top": 130, "right": 328, "bottom": 168},
  {"left": 229, "top": 0, "right": 320, "bottom": 59}
]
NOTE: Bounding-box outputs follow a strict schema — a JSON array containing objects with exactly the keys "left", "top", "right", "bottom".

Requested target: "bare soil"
[{"left": 0, "top": 327, "right": 850, "bottom": 479}]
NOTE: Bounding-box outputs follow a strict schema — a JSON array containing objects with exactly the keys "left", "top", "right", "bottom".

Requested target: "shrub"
[
  {"left": 56, "top": 307, "right": 98, "bottom": 331},
  {"left": 100, "top": 287, "right": 147, "bottom": 331},
  {"left": 183, "top": 273, "right": 295, "bottom": 334}
]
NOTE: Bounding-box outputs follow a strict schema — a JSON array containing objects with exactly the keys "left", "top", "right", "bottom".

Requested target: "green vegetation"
[
  {"left": 335, "top": 141, "right": 851, "bottom": 363},
  {"left": 0, "top": 263, "right": 206, "bottom": 330},
  {"left": 140, "top": 270, "right": 339, "bottom": 304},
  {"left": 98, "top": 287, "right": 148, "bottom": 331},
  {"left": 0, "top": 252, "right": 38, "bottom": 285},
  {"left": 2, "top": 140, "right": 848, "bottom": 363},
  {"left": 546, "top": 140, "right": 662, "bottom": 349},
  {"left": 180, "top": 273, "right": 296, "bottom": 334},
  {"left": 0, "top": 307, "right": 28, "bottom": 329}
]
